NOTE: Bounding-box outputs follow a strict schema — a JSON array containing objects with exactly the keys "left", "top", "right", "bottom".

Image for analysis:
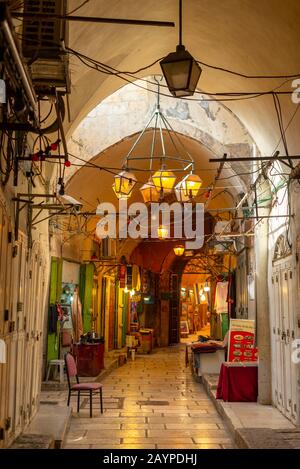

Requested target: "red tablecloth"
[{"left": 216, "top": 363, "right": 258, "bottom": 402}]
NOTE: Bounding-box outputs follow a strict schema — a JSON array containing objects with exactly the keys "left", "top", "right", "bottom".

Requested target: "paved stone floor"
[{"left": 64, "top": 345, "right": 235, "bottom": 449}]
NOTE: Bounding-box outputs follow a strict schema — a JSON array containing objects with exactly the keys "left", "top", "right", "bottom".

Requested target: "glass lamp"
[
  {"left": 175, "top": 173, "right": 202, "bottom": 201},
  {"left": 157, "top": 225, "right": 169, "bottom": 239},
  {"left": 140, "top": 179, "right": 160, "bottom": 203},
  {"left": 152, "top": 168, "right": 176, "bottom": 194},
  {"left": 160, "top": 45, "right": 202, "bottom": 98},
  {"left": 113, "top": 170, "right": 137, "bottom": 199},
  {"left": 173, "top": 245, "right": 185, "bottom": 256}
]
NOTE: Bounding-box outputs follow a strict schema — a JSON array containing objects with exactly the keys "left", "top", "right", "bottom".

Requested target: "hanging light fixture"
[
  {"left": 200, "top": 293, "right": 206, "bottom": 302},
  {"left": 152, "top": 167, "right": 177, "bottom": 194},
  {"left": 173, "top": 245, "right": 185, "bottom": 256},
  {"left": 204, "top": 281, "right": 210, "bottom": 292},
  {"left": 157, "top": 225, "right": 169, "bottom": 239},
  {"left": 160, "top": 0, "right": 201, "bottom": 97},
  {"left": 112, "top": 75, "right": 195, "bottom": 201},
  {"left": 140, "top": 179, "right": 160, "bottom": 203},
  {"left": 113, "top": 169, "right": 137, "bottom": 199},
  {"left": 175, "top": 173, "right": 202, "bottom": 202}
]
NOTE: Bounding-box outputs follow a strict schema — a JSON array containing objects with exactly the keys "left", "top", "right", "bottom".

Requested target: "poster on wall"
[{"left": 227, "top": 319, "right": 258, "bottom": 363}]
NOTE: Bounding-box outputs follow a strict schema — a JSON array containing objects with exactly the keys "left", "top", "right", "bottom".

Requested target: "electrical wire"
[{"left": 67, "top": 47, "right": 296, "bottom": 103}]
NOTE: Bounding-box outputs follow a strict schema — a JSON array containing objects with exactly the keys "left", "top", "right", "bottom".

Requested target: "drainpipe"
[{"left": 254, "top": 168, "right": 272, "bottom": 404}]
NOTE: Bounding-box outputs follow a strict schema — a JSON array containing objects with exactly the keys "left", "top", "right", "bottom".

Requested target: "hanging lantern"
[
  {"left": 157, "top": 225, "right": 169, "bottom": 239},
  {"left": 174, "top": 180, "right": 187, "bottom": 202},
  {"left": 204, "top": 282, "right": 210, "bottom": 292},
  {"left": 160, "top": 2, "right": 201, "bottom": 97},
  {"left": 152, "top": 168, "right": 176, "bottom": 194},
  {"left": 113, "top": 170, "right": 137, "bottom": 199},
  {"left": 173, "top": 245, "right": 185, "bottom": 256},
  {"left": 175, "top": 173, "right": 202, "bottom": 201},
  {"left": 160, "top": 45, "right": 202, "bottom": 98},
  {"left": 140, "top": 179, "right": 160, "bottom": 203}
]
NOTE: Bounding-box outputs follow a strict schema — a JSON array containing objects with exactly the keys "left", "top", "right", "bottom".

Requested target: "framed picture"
[{"left": 180, "top": 320, "right": 189, "bottom": 335}]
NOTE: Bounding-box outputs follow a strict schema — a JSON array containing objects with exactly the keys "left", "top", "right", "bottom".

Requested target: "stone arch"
[{"left": 66, "top": 77, "right": 259, "bottom": 195}]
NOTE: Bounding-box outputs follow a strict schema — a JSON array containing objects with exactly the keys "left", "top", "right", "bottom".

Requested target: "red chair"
[{"left": 65, "top": 352, "right": 103, "bottom": 417}]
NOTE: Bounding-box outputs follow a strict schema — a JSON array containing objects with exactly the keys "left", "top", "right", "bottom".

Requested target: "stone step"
[
  {"left": 25, "top": 404, "right": 72, "bottom": 449},
  {"left": 9, "top": 433, "right": 54, "bottom": 449}
]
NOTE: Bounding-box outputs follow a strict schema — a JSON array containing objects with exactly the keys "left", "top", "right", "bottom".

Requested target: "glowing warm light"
[
  {"left": 157, "top": 225, "right": 169, "bottom": 239},
  {"left": 113, "top": 170, "right": 137, "bottom": 199},
  {"left": 173, "top": 245, "right": 185, "bottom": 256},
  {"left": 200, "top": 293, "right": 206, "bottom": 302},
  {"left": 152, "top": 169, "right": 176, "bottom": 194},
  {"left": 130, "top": 289, "right": 135, "bottom": 298},
  {"left": 204, "top": 282, "right": 210, "bottom": 292},
  {"left": 124, "top": 286, "right": 129, "bottom": 293},
  {"left": 175, "top": 173, "right": 202, "bottom": 201},
  {"left": 140, "top": 179, "right": 160, "bottom": 203}
]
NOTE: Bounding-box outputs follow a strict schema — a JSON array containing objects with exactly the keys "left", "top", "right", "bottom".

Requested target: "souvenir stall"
[
  {"left": 124, "top": 266, "right": 155, "bottom": 356},
  {"left": 216, "top": 319, "right": 259, "bottom": 402},
  {"left": 46, "top": 259, "right": 105, "bottom": 379},
  {"left": 180, "top": 280, "right": 210, "bottom": 340}
]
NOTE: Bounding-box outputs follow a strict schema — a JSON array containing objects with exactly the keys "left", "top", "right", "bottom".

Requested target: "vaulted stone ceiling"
[{"left": 66, "top": 0, "right": 300, "bottom": 159}]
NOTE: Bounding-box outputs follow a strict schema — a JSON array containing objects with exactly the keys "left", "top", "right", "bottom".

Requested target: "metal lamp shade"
[
  {"left": 140, "top": 180, "right": 160, "bottom": 203},
  {"left": 113, "top": 170, "right": 137, "bottom": 199},
  {"left": 173, "top": 245, "right": 185, "bottom": 256},
  {"left": 160, "top": 45, "right": 202, "bottom": 97},
  {"left": 152, "top": 169, "right": 176, "bottom": 194}
]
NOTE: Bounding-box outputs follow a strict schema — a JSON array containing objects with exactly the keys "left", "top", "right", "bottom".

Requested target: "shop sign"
[{"left": 228, "top": 319, "right": 258, "bottom": 363}]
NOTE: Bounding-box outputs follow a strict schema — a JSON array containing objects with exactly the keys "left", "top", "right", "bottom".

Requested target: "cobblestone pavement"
[{"left": 64, "top": 346, "right": 235, "bottom": 449}]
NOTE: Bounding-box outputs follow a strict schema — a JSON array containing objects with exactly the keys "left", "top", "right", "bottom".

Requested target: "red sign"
[{"left": 228, "top": 330, "right": 258, "bottom": 362}]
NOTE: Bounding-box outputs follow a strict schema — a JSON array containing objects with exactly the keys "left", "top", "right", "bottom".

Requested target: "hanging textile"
[
  {"left": 214, "top": 281, "right": 229, "bottom": 314},
  {"left": 0, "top": 339, "right": 6, "bottom": 363},
  {"left": 71, "top": 288, "right": 83, "bottom": 342},
  {"left": 132, "top": 265, "right": 141, "bottom": 291}
]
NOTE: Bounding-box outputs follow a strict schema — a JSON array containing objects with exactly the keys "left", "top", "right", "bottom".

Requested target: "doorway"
[{"left": 271, "top": 240, "right": 299, "bottom": 424}]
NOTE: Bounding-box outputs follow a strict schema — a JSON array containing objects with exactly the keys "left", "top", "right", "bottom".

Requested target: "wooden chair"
[{"left": 65, "top": 352, "right": 103, "bottom": 417}]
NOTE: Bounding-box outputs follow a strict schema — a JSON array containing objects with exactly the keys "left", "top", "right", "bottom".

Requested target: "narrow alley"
[
  {"left": 64, "top": 346, "right": 235, "bottom": 449},
  {"left": 1, "top": 0, "right": 300, "bottom": 457}
]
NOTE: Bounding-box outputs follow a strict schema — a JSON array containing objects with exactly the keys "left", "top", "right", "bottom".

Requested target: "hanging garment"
[
  {"left": 132, "top": 264, "right": 141, "bottom": 291},
  {"left": 0, "top": 339, "right": 6, "bottom": 363},
  {"left": 214, "top": 281, "right": 229, "bottom": 314},
  {"left": 71, "top": 289, "right": 83, "bottom": 342}
]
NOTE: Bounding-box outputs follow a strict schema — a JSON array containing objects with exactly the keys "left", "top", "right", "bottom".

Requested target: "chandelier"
[{"left": 113, "top": 76, "right": 202, "bottom": 202}]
